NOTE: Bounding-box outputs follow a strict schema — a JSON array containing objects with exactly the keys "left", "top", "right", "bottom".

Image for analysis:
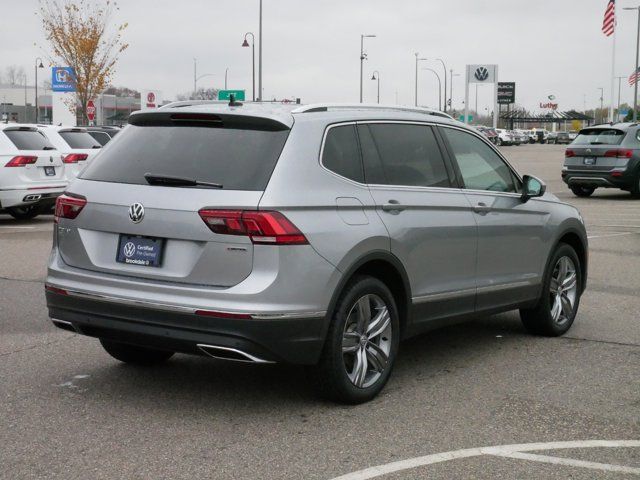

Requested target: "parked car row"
[
  {"left": 474, "top": 127, "right": 580, "bottom": 146},
  {"left": 0, "top": 123, "right": 119, "bottom": 220}
]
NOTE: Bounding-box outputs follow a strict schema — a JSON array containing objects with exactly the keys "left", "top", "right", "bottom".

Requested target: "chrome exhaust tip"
[
  {"left": 196, "top": 344, "right": 274, "bottom": 364},
  {"left": 23, "top": 194, "right": 42, "bottom": 202},
  {"left": 51, "top": 318, "right": 78, "bottom": 333}
]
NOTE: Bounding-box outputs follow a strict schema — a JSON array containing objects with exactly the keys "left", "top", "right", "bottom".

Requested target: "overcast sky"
[{"left": 2, "top": 0, "right": 639, "bottom": 112}]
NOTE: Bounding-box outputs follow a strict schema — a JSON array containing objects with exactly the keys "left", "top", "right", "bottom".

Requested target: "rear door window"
[
  {"left": 80, "top": 124, "right": 290, "bottom": 191},
  {"left": 88, "top": 131, "right": 111, "bottom": 146},
  {"left": 59, "top": 131, "right": 102, "bottom": 149},
  {"left": 321, "top": 125, "right": 364, "bottom": 183},
  {"left": 441, "top": 127, "right": 519, "bottom": 193},
  {"left": 3, "top": 129, "right": 55, "bottom": 150},
  {"left": 358, "top": 123, "right": 451, "bottom": 188},
  {"left": 574, "top": 128, "right": 626, "bottom": 146}
]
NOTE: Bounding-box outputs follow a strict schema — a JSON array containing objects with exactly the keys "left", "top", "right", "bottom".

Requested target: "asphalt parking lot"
[{"left": 1, "top": 144, "right": 638, "bottom": 479}]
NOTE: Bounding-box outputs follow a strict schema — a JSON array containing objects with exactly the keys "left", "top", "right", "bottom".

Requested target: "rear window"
[
  {"left": 80, "top": 124, "right": 290, "bottom": 191},
  {"left": 574, "top": 128, "right": 626, "bottom": 146},
  {"left": 88, "top": 131, "right": 112, "bottom": 146},
  {"left": 322, "top": 125, "right": 364, "bottom": 183},
  {"left": 59, "top": 131, "right": 102, "bottom": 149},
  {"left": 4, "top": 129, "right": 54, "bottom": 150}
]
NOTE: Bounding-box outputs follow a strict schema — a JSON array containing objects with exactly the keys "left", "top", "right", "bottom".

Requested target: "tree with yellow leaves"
[{"left": 38, "top": 0, "right": 128, "bottom": 124}]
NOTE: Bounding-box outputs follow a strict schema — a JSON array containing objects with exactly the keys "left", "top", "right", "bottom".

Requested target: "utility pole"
[
  {"left": 258, "top": 0, "right": 263, "bottom": 101},
  {"left": 625, "top": 6, "right": 640, "bottom": 121},
  {"left": 414, "top": 53, "right": 427, "bottom": 106}
]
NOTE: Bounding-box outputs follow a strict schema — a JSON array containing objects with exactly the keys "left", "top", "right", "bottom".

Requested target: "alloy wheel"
[
  {"left": 549, "top": 256, "right": 578, "bottom": 325},
  {"left": 341, "top": 294, "right": 392, "bottom": 389}
]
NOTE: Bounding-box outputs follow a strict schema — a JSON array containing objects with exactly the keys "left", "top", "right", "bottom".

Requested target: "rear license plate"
[
  {"left": 583, "top": 157, "right": 596, "bottom": 165},
  {"left": 44, "top": 166, "right": 56, "bottom": 176},
  {"left": 116, "top": 235, "right": 164, "bottom": 267}
]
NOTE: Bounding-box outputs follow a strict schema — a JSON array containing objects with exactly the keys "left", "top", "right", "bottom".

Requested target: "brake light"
[
  {"left": 45, "top": 284, "right": 68, "bottom": 296},
  {"left": 5, "top": 155, "right": 37, "bottom": 167},
  {"left": 198, "top": 209, "right": 308, "bottom": 245},
  {"left": 604, "top": 149, "right": 633, "bottom": 158},
  {"left": 63, "top": 153, "right": 89, "bottom": 163},
  {"left": 565, "top": 149, "right": 576, "bottom": 158},
  {"left": 54, "top": 194, "right": 87, "bottom": 222}
]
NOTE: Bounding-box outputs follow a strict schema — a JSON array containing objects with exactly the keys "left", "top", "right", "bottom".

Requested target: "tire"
[
  {"left": 497, "top": 138, "right": 503, "bottom": 146},
  {"left": 100, "top": 339, "right": 174, "bottom": 365},
  {"left": 7, "top": 205, "right": 41, "bottom": 220},
  {"left": 570, "top": 185, "right": 595, "bottom": 197},
  {"left": 520, "top": 243, "right": 582, "bottom": 336},
  {"left": 312, "top": 275, "right": 400, "bottom": 404},
  {"left": 631, "top": 174, "right": 640, "bottom": 198}
]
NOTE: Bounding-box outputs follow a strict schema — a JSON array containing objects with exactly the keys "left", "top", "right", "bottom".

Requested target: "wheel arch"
[{"left": 554, "top": 227, "right": 588, "bottom": 292}]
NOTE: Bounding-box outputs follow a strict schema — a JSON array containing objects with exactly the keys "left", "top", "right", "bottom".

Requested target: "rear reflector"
[
  {"left": 5, "top": 155, "right": 37, "bottom": 167},
  {"left": 611, "top": 171, "right": 623, "bottom": 177},
  {"left": 195, "top": 309, "right": 252, "bottom": 320},
  {"left": 604, "top": 149, "right": 633, "bottom": 158},
  {"left": 54, "top": 194, "right": 87, "bottom": 222},
  {"left": 198, "top": 209, "right": 308, "bottom": 245},
  {"left": 63, "top": 153, "right": 89, "bottom": 163},
  {"left": 45, "top": 285, "right": 68, "bottom": 296},
  {"left": 565, "top": 149, "right": 576, "bottom": 158}
]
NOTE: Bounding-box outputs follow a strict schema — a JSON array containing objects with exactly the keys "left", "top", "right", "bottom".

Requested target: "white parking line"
[
  {"left": 0, "top": 226, "right": 36, "bottom": 229},
  {"left": 587, "top": 232, "right": 634, "bottom": 239},
  {"left": 489, "top": 451, "right": 640, "bottom": 475},
  {"left": 329, "top": 440, "right": 640, "bottom": 480}
]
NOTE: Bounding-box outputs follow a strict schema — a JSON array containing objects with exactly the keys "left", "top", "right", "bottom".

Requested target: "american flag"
[
  {"left": 629, "top": 67, "right": 640, "bottom": 86},
  {"left": 602, "top": 0, "right": 616, "bottom": 37}
]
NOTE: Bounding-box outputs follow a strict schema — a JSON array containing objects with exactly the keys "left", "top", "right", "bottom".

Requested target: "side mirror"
[{"left": 521, "top": 175, "right": 546, "bottom": 201}]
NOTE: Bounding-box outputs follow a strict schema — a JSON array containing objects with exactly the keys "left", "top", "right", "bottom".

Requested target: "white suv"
[
  {"left": 0, "top": 124, "right": 67, "bottom": 220},
  {"left": 39, "top": 125, "right": 103, "bottom": 180}
]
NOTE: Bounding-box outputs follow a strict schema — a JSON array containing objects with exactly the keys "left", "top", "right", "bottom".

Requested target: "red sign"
[
  {"left": 146, "top": 92, "right": 156, "bottom": 107},
  {"left": 86, "top": 100, "right": 96, "bottom": 121}
]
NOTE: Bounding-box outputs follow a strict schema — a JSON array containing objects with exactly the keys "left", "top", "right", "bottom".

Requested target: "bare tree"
[{"left": 5, "top": 65, "right": 26, "bottom": 86}]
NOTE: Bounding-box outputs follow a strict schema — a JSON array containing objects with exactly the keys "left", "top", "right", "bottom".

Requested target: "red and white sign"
[
  {"left": 141, "top": 90, "right": 162, "bottom": 110},
  {"left": 86, "top": 100, "right": 96, "bottom": 121}
]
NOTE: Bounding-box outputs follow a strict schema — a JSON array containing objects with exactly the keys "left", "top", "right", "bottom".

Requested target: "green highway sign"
[
  {"left": 218, "top": 90, "right": 246, "bottom": 101},
  {"left": 458, "top": 115, "right": 473, "bottom": 122}
]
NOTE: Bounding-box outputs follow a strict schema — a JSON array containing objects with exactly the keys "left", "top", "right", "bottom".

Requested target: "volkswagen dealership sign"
[{"left": 464, "top": 64, "right": 499, "bottom": 128}]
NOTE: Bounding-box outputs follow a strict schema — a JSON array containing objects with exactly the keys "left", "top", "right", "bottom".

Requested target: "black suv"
[{"left": 562, "top": 123, "right": 640, "bottom": 197}]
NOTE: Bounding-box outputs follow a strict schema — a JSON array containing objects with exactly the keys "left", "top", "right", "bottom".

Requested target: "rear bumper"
[
  {"left": 562, "top": 169, "right": 634, "bottom": 189},
  {"left": 46, "top": 288, "right": 328, "bottom": 364},
  {"left": 0, "top": 185, "right": 66, "bottom": 209}
]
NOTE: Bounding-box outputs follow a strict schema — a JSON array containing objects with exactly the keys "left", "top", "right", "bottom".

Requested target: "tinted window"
[
  {"left": 322, "top": 125, "right": 363, "bottom": 182},
  {"left": 358, "top": 123, "right": 450, "bottom": 188},
  {"left": 88, "top": 131, "right": 111, "bottom": 146},
  {"left": 4, "top": 129, "right": 54, "bottom": 150},
  {"left": 574, "top": 128, "right": 625, "bottom": 146},
  {"left": 81, "top": 125, "right": 290, "bottom": 191},
  {"left": 59, "top": 131, "right": 102, "bottom": 149},
  {"left": 442, "top": 127, "right": 518, "bottom": 193}
]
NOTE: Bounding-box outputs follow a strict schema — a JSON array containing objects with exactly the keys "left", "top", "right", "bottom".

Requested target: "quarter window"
[
  {"left": 358, "top": 123, "right": 451, "bottom": 188},
  {"left": 321, "top": 125, "right": 364, "bottom": 183},
  {"left": 442, "top": 127, "right": 518, "bottom": 193}
]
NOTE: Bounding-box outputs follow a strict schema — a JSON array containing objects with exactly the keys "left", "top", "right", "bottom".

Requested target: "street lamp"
[
  {"left": 225, "top": 67, "right": 229, "bottom": 90},
  {"left": 242, "top": 32, "right": 256, "bottom": 101},
  {"left": 34, "top": 57, "right": 44, "bottom": 123},
  {"left": 598, "top": 87, "right": 604, "bottom": 123},
  {"left": 414, "top": 53, "right": 428, "bottom": 106},
  {"left": 624, "top": 6, "right": 640, "bottom": 121},
  {"left": 428, "top": 58, "right": 448, "bottom": 113},
  {"left": 258, "top": 0, "right": 263, "bottom": 101},
  {"left": 360, "top": 34, "right": 376, "bottom": 103},
  {"left": 449, "top": 70, "right": 460, "bottom": 111},
  {"left": 422, "top": 68, "right": 442, "bottom": 111},
  {"left": 371, "top": 71, "right": 380, "bottom": 104}
]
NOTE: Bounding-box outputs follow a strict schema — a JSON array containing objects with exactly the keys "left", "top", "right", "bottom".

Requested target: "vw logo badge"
[
  {"left": 123, "top": 242, "right": 136, "bottom": 258},
  {"left": 586, "top": 148, "right": 592, "bottom": 154},
  {"left": 474, "top": 67, "right": 489, "bottom": 81},
  {"left": 128, "top": 203, "right": 145, "bottom": 223}
]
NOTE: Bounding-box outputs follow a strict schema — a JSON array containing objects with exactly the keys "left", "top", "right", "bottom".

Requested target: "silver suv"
[{"left": 46, "top": 102, "right": 588, "bottom": 403}]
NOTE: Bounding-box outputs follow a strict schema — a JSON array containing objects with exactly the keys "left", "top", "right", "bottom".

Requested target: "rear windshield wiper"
[
  {"left": 42, "top": 146, "right": 56, "bottom": 150},
  {"left": 144, "top": 173, "right": 223, "bottom": 189},
  {"left": 91, "top": 145, "right": 102, "bottom": 149},
  {"left": 589, "top": 141, "right": 606, "bottom": 145}
]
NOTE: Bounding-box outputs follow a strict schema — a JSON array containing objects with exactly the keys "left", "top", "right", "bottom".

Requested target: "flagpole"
[{"left": 609, "top": 13, "right": 617, "bottom": 122}]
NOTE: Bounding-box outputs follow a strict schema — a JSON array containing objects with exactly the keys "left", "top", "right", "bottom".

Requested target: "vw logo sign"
[
  {"left": 128, "top": 203, "right": 145, "bottom": 223},
  {"left": 123, "top": 242, "right": 136, "bottom": 258},
  {"left": 474, "top": 67, "right": 489, "bottom": 81}
]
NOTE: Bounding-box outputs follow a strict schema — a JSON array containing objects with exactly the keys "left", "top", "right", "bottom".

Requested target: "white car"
[
  {"left": 494, "top": 128, "right": 514, "bottom": 146},
  {"left": 39, "top": 125, "right": 102, "bottom": 180},
  {"left": 0, "top": 124, "right": 68, "bottom": 220}
]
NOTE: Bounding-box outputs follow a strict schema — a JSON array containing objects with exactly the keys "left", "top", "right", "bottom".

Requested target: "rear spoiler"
[{"left": 129, "top": 111, "right": 290, "bottom": 132}]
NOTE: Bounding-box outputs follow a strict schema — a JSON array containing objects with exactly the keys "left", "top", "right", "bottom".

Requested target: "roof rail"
[
  {"left": 159, "top": 100, "right": 228, "bottom": 110},
  {"left": 291, "top": 103, "right": 454, "bottom": 120}
]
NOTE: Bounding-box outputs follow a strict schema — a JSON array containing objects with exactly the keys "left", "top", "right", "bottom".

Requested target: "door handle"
[
  {"left": 382, "top": 200, "right": 405, "bottom": 213},
  {"left": 473, "top": 202, "right": 491, "bottom": 215}
]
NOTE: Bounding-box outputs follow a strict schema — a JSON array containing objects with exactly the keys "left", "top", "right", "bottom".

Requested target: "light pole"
[
  {"left": 242, "top": 32, "right": 256, "bottom": 101},
  {"left": 422, "top": 68, "right": 442, "bottom": 111},
  {"left": 615, "top": 75, "right": 625, "bottom": 118},
  {"left": 449, "top": 70, "right": 460, "bottom": 112},
  {"left": 194, "top": 73, "right": 217, "bottom": 98},
  {"left": 225, "top": 67, "right": 229, "bottom": 90},
  {"left": 598, "top": 87, "right": 604, "bottom": 123},
  {"left": 34, "top": 57, "right": 44, "bottom": 123},
  {"left": 414, "top": 53, "right": 428, "bottom": 106},
  {"left": 624, "top": 6, "right": 640, "bottom": 121},
  {"left": 428, "top": 58, "right": 448, "bottom": 113},
  {"left": 371, "top": 71, "right": 380, "bottom": 104},
  {"left": 193, "top": 58, "right": 197, "bottom": 98},
  {"left": 360, "top": 34, "right": 376, "bottom": 103},
  {"left": 258, "top": 0, "right": 263, "bottom": 100}
]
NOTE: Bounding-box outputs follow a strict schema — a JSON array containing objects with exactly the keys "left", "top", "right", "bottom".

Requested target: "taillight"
[
  {"left": 198, "top": 209, "right": 308, "bottom": 245},
  {"left": 604, "top": 149, "right": 633, "bottom": 158},
  {"left": 565, "top": 149, "right": 576, "bottom": 158},
  {"left": 5, "top": 155, "right": 37, "bottom": 167},
  {"left": 45, "top": 284, "right": 68, "bottom": 296},
  {"left": 54, "top": 194, "right": 87, "bottom": 222},
  {"left": 63, "top": 153, "right": 89, "bottom": 163}
]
